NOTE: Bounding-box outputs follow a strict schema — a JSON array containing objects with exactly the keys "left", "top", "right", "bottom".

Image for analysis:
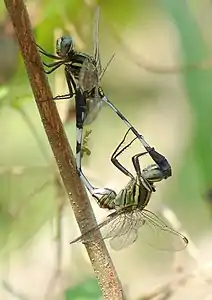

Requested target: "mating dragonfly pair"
[{"left": 38, "top": 7, "right": 188, "bottom": 251}]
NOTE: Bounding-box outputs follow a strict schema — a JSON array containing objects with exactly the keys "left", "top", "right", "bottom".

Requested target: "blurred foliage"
[
  {"left": 0, "top": 24, "right": 18, "bottom": 83},
  {"left": 0, "top": 165, "right": 56, "bottom": 252},
  {"left": 65, "top": 278, "right": 101, "bottom": 300},
  {"left": 160, "top": 0, "right": 212, "bottom": 232},
  {"left": 1, "top": 0, "right": 212, "bottom": 298}
]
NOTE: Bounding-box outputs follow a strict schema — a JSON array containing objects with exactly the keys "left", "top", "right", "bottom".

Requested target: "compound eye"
[
  {"left": 56, "top": 36, "right": 74, "bottom": 57},
  {"left": 142, "top": 165, "right": 164, "bottom": 182}
]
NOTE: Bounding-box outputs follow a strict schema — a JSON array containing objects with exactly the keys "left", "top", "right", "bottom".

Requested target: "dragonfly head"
[
  {"left": 56, "top": 36, "right": 74, "bottom": 57},
  {"left": 141, "top": 164, "right": 166, "bottom": 183}
]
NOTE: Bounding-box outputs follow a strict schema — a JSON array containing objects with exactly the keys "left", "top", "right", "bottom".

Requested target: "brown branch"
[{"left": 4, "top": 0, "right": 124, "bottom": 299}]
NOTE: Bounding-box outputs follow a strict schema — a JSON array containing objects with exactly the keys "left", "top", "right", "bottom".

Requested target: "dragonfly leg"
[
  {"left": 132, "top": 152, "right": 154, "bottom": 192},
  {"left": 36, "top": 43, "right": 62, "bottom": 60},
  {"left": 43, "top": 61, "right": 63, "bottom": 68},
  {"left": 43, "top": 62, "right": 64, "bottom": 74},
  {"left": 111, "top": 128, "right": 137, "bottom": 179},
  {"left": 53, "top": 69, "right": 77, "bottom": 100},
  {"left": 132, "top": 152, "right": 149, "bottom": 176},
  {"left": 64, "top": 68, "right": 76, "bottom": 98},
  {"left": 53, "top": 93, "right": 73, "bottom": 100}
]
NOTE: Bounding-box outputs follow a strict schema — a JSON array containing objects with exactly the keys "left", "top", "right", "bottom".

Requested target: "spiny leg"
[
  {"left": 111, "top": 128, "right": 137, "bottom": 179},
  {"left": 111, "top": 129, "right": 157, "bottom": 191},
  {"left": 53, "top": 94, "right": 72, "bottom": 100},
  {"left": 50, "top": 69, "right": 76, "bottom": 101},
  {"left": 111, "top": 130, "right": 154, "bottom": 193},
  {"left": 36, "top": 43, "right": 62, "bottom": 60},
  {"left": 132, "top": 152, "right": 154, "bottom": 192},
  {"left": 43, "top": 61, "right": 64, "bottom": 68},
  {"left": 39, "top": 66, "right": 76, "bottom": 103},
  {"left": 43, "top": 62, "right": 65, "bottom": 74},
  {"left": 37, "top": 44, "right": 65, "bottom": 74},
  {"left": 64, "top": 68, "right": 76, "bottom": 99},
  {"left": 44, "top": 68, "right": 76, "bottom": 104}
]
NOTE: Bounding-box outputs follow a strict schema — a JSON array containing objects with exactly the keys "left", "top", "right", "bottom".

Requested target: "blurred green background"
[{"left": 1, "top": 0, "right": 212, "bottom": 299}]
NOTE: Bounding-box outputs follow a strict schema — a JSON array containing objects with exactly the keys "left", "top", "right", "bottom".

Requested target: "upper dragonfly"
[{"left": 37, "top": 6, "right": 107, "bottom": 125}]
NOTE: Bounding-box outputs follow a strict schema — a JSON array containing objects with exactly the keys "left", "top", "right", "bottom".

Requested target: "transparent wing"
[
  {"left": 83, "top": 94, "right": 103, "bottom": 125},
  {"left": 136, "top": 209, "right": 188, "bottom": 251},
  {"left": 110, "top": 229, "right": 138, "bottom": 251},
  {"left": 70, "top": 207, "right": 188, "bottom": 251},
  {"left": 70, "top": 209, "right": 140, "bottom": 250},
  {"left": 70, "top": 210, "right": 119, "bottom": 244},
  {"left": 101, "top": 211, "right": 137, "bottom": 238},
  {"left": 80, "top": 7, "right": 113, "bottom": 90},
  {"left": 78, "top": 57, "right": 99, "bottom": 93},
  {"left": 78, "top": 57, "right": 102, "bottom": 124},
  {"left": 93, "top": 6, "right": 102, "bottom": 75}
]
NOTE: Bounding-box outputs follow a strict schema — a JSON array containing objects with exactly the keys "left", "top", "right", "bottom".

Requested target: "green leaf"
[{"left": 65, "top": 278, "right": 101, "bottom": 300}]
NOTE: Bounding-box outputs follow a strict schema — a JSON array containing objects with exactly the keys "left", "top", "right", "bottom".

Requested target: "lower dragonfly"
[{"left": 70, "top": 128, "right": 188, "bottom": 251}]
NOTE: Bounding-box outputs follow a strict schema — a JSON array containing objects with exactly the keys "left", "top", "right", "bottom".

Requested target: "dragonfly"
[
  {"left": 37, "top": 6, "right": 106, "bottom": 125},
  {"left": 37, "top": 7, "right": 115, "bottom": 193},
  {"left": 70, "top": 128, "right": 188, "bottom": 251}
]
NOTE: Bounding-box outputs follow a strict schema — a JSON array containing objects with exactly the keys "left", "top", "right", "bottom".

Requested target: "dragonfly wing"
[
  {"left": 70, "top": 211, "right": 118, "bottom": 244},
  {"left": 70, "top": 209, "right": 137, "bottom": 250},
  {"left": 135, "top": 209, "right": 188, "bottom": 251},
  {"left": 78, "top": 57, "right": 99, "bottom": 92},
  {"left": 101, "top": 212, "right": 134, "bottom": 238},
  {"left": 110, "top": 229, "right": 138, "bottom": 251},
  {"left": 93, "top": 6, "right": 102, "bottom": 75},
  {"left": 101, "top": 210, "right": 140, "bottom": 250},
  {"left": 84, "top": 93, "right": 103, "bottom": 125}
]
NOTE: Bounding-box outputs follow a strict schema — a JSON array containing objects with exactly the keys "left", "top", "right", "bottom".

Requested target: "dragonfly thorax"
[
  {"left": 56, "top": 36, "right": 75, "bottom": 57},
  {"left": 114, "top": 177, "right": 152, "bottom": 210}
]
